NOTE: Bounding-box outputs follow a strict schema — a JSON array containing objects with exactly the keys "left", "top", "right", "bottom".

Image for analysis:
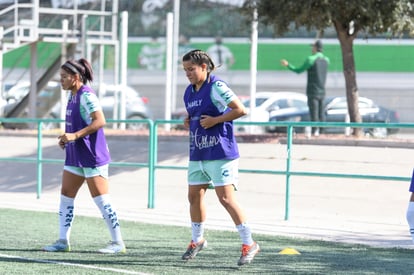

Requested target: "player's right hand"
[
  {"left": 58, "top": 138, "right": 65, "bottom": 149},
  {"left": 183, "top": 116, "right": 190, "bottom": 129}
]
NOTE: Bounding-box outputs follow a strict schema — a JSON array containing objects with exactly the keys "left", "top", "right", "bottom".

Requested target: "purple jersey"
[
  {"left": 184, "top": 74, "right": 240, "bottom": 161},
  {"left": 64, "top": 85, "right": 110, "bottom": 167}
]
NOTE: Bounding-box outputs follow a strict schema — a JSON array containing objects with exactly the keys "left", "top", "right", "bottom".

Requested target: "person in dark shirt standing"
[{"left": 281, "top": 40, "right": 330, "bottom": 137}]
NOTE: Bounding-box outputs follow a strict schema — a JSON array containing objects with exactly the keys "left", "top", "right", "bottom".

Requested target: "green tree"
[{"left": 242, "top": 0, "right": 414, "bottom": 136}]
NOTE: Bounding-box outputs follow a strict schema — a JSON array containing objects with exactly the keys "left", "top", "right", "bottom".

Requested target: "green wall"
[
  {"left": 4, "top": 41, "right": 414, "bottom": 72},
  {"left": 4, "top": 43, "right": 61, "bottom": 69},
  {"left": 126, "top": 41, "right": 414, "bottom": 72}
]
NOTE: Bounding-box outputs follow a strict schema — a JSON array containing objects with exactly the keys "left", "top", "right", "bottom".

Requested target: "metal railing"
[
  {"left": 0, "top": 1, "right": 119, "bottom": 52},
  {"left": 0, "top": 117, "right": 412, "bottom": 220}
]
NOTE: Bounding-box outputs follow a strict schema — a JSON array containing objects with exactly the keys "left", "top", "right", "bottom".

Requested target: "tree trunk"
[{"left": 333, "top": 20, "right": 362, "bottom": 137}]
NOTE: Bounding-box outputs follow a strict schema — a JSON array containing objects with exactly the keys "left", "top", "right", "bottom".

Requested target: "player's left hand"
[
  {"left": 58, "top": 133, "right": 78, "bottom": 144},
  {"left": 200, "top": 115, "right": 216, "bottom": 129}
]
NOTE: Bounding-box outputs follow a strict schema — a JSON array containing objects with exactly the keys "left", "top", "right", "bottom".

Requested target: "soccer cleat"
[
  {"left": 98, "top": 241, "right": 126, "bottom": 254},
  {"left": 43, "top": 239, "right": 71, "bottom": 252},
  {"left": 181, "top": 239, "right": 207, "bottom": 260},
  {"left": 237, "top": 242, "right": 260, "bottom": 266}
]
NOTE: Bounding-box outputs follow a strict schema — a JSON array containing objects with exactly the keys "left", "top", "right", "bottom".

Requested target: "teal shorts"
[
  {"left": 187, "top": 159, "right": 239, "bottom": 188},
  {"left": 64, "top": 164, "right": 109, "bottom": 179}
]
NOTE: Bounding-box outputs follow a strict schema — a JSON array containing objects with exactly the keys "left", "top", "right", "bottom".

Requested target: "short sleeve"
[
  {"left": 80, "top": 92, "right": 101, "bottom": 115},
  {"left": 79, "top": 92, "right": 102, "bottom": 124},
  {"left": 210, "top": 80, "right": 237, "bottom": 111}
]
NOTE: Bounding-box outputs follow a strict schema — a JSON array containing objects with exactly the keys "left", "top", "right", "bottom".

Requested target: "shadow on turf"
[{"left": 0, "top": 137, "right": 188, "bottom": 193}]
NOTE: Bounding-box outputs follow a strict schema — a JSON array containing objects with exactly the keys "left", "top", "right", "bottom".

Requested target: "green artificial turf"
[{"left": 1, "top": 208, "right": 413, "bottom": 274}]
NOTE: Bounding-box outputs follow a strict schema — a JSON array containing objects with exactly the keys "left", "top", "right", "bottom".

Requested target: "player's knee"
[{"left": 218, "top": 196, "right": 231, "bottom": 208}]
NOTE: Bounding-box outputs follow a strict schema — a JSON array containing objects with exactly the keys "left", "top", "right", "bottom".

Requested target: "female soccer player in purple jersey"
[
  {"left": 180, "top": 50, "right": 259, "bottom": 266},
  {"left": 43, "top": 58, "right": 125, "bottom": 254},
  {"left": 406, "top": 169, "right": 414, "bottom": 243}
]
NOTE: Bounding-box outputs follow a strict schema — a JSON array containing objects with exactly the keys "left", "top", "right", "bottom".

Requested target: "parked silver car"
[
  {"left": 2, "top": 81, "right": 62, "bottom": 124},
  {"left": 96, "top": 84, "right": 152, "bottom": 130},
  {"left": 266, "top": 95, "right": 400, "bottom": 137}
]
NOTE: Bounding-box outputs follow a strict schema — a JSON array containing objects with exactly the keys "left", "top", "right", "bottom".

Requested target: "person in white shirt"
[
  {"left": 138, "top": 35, "right": 165, "bottom": 70},
  {"left": 206, "top": 36, "right": 235, "bottom": 71}
]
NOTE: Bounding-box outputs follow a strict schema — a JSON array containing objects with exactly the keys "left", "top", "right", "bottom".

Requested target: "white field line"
[{"left": 0, "top": 253, "right": 151, "bottom": 275}]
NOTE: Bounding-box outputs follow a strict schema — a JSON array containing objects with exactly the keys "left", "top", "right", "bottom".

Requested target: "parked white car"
[
  {"left": 48, "top": 84, "right": 153, "bottom": 130},
  {"left": 2, "top": 81, "right": 152, "bottom": 130},
  {"left": 0, "top": 96, "right": 6, "bottom": 117},
  {"left": 236, "top": 91, "right": 308, "bottom": 133}
]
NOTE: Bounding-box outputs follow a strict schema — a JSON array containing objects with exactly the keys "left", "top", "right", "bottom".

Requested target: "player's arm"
[
  {"left": 59, "top": 110, "right": 105, "bottom": 144},
  {"left": 183, "top": 112, "right": 190, "bottom": 129},
  {"left": 284, "top": 56, "right": 313, "bottom": 74},
  {"left": 200, "top": 81, "right": 246, "bottom": 129},
  {"left": 74, "top": 110, "right": 106, "bottom": 139},
  {"left": 59, "top": 92, "right": 105, "bottom": 144},
  {"left": 200, "top": 98, "right": 246, "bottom": 129},
  {"left": 212, "top": 95, "right": 246, "bottom": 119}
]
